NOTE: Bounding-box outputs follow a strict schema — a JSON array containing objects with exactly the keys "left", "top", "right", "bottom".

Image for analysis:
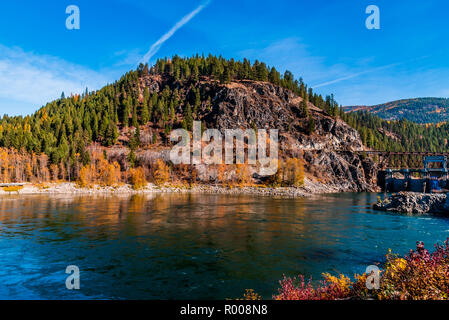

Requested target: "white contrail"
[
  {"left": 140, "top": 1, "right": 210, "bottom": 64},
  {"left": 312, "top": 62, "right": 400, "bottom": 89},
  {"left": 312, "top": 55, "right": 433, "bottom": 89}
]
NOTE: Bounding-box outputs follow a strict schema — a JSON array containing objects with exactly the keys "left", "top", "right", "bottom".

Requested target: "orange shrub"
[
  {"left": 284, "top": 158, "right": 304, "bottom": 186},
  {"left": 235, "top": 164, "right": 252, "bottom": 186},
  {"left": 77, "top": 153, "right": 121, "bottom": 187},
  {"left": 240, "top": 289, "right": 261, "bottom": 300},
  {"left": 50, "top": 164, "right": 59, "bottom": 182},
  {"left": 98, "top": 158, "right": 121, "bottom": 186},
  {"left": 2, "top": 185, "right": 23, "bottom": 193},
  {"left": 217, "top": 164, "right": 227, "bottom": 184},
  {"left": 130, "top": 167, "right": 147, "bottom": 190},
  {"left": 25, "top": 163, "right": 33, "bottom": 182},
  {"left": 0, "top": 149, "right": 10, "bottom": 182},
  {"left": 78, "top": 164, "right": 96, "bottom": 187},
  {"left": 270, "top": 157, "right": 304, "bottom": 187},
  {"left": 152, "top": 159, "right": 170, "bottom": 185}
]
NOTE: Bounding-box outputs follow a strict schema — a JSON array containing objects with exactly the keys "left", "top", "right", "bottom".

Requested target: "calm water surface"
[{"left": 0, "top": 192, "right": 448, "bottom": 299}]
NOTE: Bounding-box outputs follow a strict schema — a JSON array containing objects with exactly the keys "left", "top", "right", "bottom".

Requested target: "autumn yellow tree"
[
  {"left": 269, "top": 157, "right": 304, "bottom": 187},
  {"left": 216, "top": 164, "right": 228, "bottom": 185},
  {"left": 270, "top": 160, "right": 284, "bottom": 187},
  {"left": 235, "top": 164, "right": 252, "bottom": 186},
  {"left": 78, "top": 151, "right": 121, "bottom": 187},
  {"left": 130, "top": 167, "right": 147, "bottom": 190},
  {"left": 78, "top": 164, "right": 96, "bottom": 187},
  {"left": 283, "top": 158, "right": 304, "bottom": 187},
  {"left": 0, "top": 149, "right": 10, "bottom": 182},
  {"left": 97, "top": 156, "right": 121, "bottom": 186},
  {"left": 152, "top": 159, "right": 170, "bottom": 185},
  {"left": 50, "top": 164, "right": 59, "bottom": 182}
]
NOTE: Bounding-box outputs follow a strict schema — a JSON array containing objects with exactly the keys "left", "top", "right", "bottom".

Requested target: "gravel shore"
[{"left": 0, "top": 178, "right": 348, "bottom": 198}]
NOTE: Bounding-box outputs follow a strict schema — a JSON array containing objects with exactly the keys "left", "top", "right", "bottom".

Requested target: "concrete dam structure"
[{"left": 377, "top": 155, "right": 449, "bottom": 193}]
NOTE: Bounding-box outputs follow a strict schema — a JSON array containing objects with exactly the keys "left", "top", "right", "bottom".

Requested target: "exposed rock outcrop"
[
  {"left": 138, "top": 75, "right": 379, "bottom": 192},
  {"left": 374, "top": 192, "right": 449, "bottom": 214}
]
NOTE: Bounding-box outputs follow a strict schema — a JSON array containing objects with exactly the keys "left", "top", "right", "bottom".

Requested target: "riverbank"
[
  {"left": 0, "top": 178, "right": 358, "bottom": 198},
  {"left": 373, "top": 191, "right": 449, "bottom": 214}
]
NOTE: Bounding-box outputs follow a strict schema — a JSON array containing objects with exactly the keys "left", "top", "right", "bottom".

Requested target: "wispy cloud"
[
  {"left": 240, "top": 37, "right": 348, "bottom": 85},
  {"left": 312, "top": 62, "right": 401, "bottom": 88},
  {"left": 241, "top": 38, "right": 446, "bottom": 106},
  {"left": 0, "top": 45, "right": 112, "bottom": 115},
  {"left": 140, "top": 1, "right": 210, "bottom": 64},
  {"left": 312, "top": 55, "right": 433, "bottom": 89},
  {"left": 113, "top": 49, "right": 144, "bottom": 67}
]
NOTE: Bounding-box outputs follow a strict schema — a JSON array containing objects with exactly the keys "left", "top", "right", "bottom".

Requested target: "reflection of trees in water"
[
  {"left": 0, "top": 193, "right": 310, "bottom": 231},
  {"left": 0, "top": 194, "right": 321, "bottom": 256},
  {"left": 0, "top": 193, "right": 378, "bottom": 292}
]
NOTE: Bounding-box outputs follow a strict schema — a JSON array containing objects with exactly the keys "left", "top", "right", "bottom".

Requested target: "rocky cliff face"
[{"left": 139, "top": 75, "right": 378, "bottom": 192}]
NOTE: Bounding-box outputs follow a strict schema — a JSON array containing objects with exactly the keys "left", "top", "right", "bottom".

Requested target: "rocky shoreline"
[
  {"left": 0, "top": 176, "right": 374, "bottom": 198},
  {"left": 373, "top": 192, "right": 449, "bottom": 215}
]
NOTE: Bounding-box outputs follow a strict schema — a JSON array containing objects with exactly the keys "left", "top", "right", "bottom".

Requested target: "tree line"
[{"left": 0, "top": 54, "right": 446, "bottom": 183}]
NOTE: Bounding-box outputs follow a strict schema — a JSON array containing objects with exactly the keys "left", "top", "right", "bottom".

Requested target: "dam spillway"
[{"left": 378, "top": 155, "right": 448, "bottom": 193}]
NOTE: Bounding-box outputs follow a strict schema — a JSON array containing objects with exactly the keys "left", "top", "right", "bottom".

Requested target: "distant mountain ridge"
[{"left": 344, "top": 98, "right": 449, "bottom": 123}]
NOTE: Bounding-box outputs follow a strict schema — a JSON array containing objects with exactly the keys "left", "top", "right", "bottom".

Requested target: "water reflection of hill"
[{"left": 0, "top": 193, "right": 447, "bottom": 299}]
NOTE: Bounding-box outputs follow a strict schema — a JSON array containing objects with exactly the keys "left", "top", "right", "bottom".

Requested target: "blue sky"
[{"left": 0, "top": 0, "right": 449, "bottom": 116}]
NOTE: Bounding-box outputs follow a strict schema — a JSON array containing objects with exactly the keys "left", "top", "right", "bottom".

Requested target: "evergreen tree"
[
  {"left": 141, "top": 99, "right": 149, "bottom": 124},
  {"left": 183, "top": 103, "right": 193, "bottom": 131},
  {"left": 104, "top": 122, "right": 118, "bottom": 146},
  {"left": 132, "top": 105, "right": 138, "bottom": 128},
  {"left": 307, "top": 116, "right": 315, "bottom": 135},
  {"left": 122, "top": 98, "right": 130, "bottom": 127}
]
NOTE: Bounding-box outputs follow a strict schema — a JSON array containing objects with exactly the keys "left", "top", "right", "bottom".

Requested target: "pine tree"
[
  {"left": 122, "top": 99, "right": 130, "bottom": 127},
  {"left": 220, "top": 65, "right": 231, "bottom": 84},
  {"left": 132, "top": 105, "right": 138, "bottom": 128},
  {"left": 192, "top": 64, "right": 199, "bottom": 82},
  {"left": 256, "top": 62, "right": 268, "bottom": 81},
  {"left": 307, "top": 116, "right": 315, "bottom": 135},
  {"left": 269, "top": 67, "right": 280, "bottom": 85},
  {"left": 141, "top": 100, "right": 149, "bottom": 124},
  {"left": 183, "top": 103, "right": 193, "bottom": 131},
  {"left": 193, "top": 88, "right": 201, "bottom": 116},
  {"left": 169, "top": 100, "right": 175, "bottom": 122},
  {"left": 300, "top": 99, "right": 309, "bottom": 118},
  {"left": 152, "top": 132, "right": 157, "bottom": 144},
  {"left": 134, "top": 124, "right": 141, "bottom": 147},
  {"left": 104, "top": 122, "right": 118, "bottom": 146},
  {"left": 128, "top": 148, "right": 136, "bottom": 168}
]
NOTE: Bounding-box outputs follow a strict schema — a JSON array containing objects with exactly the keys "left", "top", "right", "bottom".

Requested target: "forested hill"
[
  {"left": 1, "top": 54, "right": 449, "bottom": 186},
  {"left": 344, "top": 98, "right": 449, "bottom": 124},
  {"left": 0, "top": 54, "right": 342, "bottom": 164}
]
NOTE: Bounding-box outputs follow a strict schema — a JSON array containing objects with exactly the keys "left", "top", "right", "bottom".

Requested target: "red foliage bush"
[
  {"left": 273, "top": 238, "right": 449, "bottom": 300},
  {"left": 274, "top": 273, "right": 352, "bottom": 300}
]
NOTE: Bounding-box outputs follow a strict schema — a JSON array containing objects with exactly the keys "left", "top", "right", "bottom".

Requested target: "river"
[{"left": 0, "top": 192, "right": 448, "bottom": 299}]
